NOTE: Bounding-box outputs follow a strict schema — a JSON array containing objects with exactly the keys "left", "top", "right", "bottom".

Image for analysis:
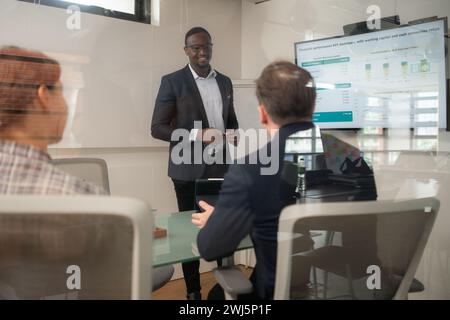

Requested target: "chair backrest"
[
  {"left": 274, "top": 197, "right": 439, "bottom": 300},
  {"left": 0, "top": 195, "right": 152, "bottom": 300},
  {"left": 52, "top": 158, "right": 110, "bottom": 193}
]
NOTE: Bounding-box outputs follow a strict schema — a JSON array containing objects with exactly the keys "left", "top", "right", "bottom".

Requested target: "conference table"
[
  {"left": 151, "top": 182, "right": 376, "bottom": 267},
  {"left": 152, "top": 211, "right": 253, "bottom": 267}
]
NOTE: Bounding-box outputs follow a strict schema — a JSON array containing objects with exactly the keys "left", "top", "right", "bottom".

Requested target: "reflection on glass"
[
  {"left": 365, "top": 64, "right": 372, "bottom": 80},
  {"left": 357, "top": 126, "right": 439, "bottom": 153},
  {"left": 414, "top": 139, "right": 438, "bottom": 151},
  {"left": 284, "top": 125, "right": 324, "bottom": 170},
  {"left": 367, "top": 97, "right": 381, "bottom": 107},
  {"left": 414, "top": 127, "right": 438, "bottom": 136},
  {"left": 364, "top": 111, "right": 383, "bottom": 122},
  {"left": 316, "top": 82, "right": 335, "bottom": 90},
  {"left": 416, "top": 99, "right": 438, "bottom": 109},
  {"left": 415, "top": 113, "right": 438, "bottom": 123},
  {"left": 417, "top": 92, "right": 439, "bottom": 98},
  {"left": 281, "top": 126, "right": 325, "bottom": 203},
  {"left": 401, "top": 61, "right": 408, "bottom": 76},
  {"left": 362, "top": 127, "right": 383, "bottom": 135},
  {"left": 360, "top": 138, "right": 383, "bottom": 150},
  {"left": 382, "top": 62, "right": 390, "bottom": 77},
  {"left": 388, "top": 152, "right": 401, "bottom": 165}
]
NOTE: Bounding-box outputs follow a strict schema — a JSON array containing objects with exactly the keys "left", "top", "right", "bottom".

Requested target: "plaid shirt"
[{"left": 0, "top": 140, "right": 107, "bottom": 195}]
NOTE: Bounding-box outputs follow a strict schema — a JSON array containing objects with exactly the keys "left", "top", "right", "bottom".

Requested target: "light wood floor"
[{"left": 152, "top": 265, "right": 253, "bottom": 300}]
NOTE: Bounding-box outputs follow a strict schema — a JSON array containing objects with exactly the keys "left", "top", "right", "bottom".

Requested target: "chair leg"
[
  {"left": 323, "top": 232, "right": 334, "bottom": 299},
  {"left": 224, "top": 291, "right": 238, "bottom": 300},
  {"left": 325, "top": 231, "right": 335, "bottom": 245},
  {"left": 312, "top": 266, "right": 319, "bottom": 299},
  {"left": 245, "top": 250, "right": 251, "bottom": 268},
  {"left": 345, "top": 264, "right": 356, "bottom": 299},
  {"left": 222, "top": 255, "right": 235, "bottom": 267}
]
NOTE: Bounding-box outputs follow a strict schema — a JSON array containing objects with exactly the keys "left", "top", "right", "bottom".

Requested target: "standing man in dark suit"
[
  {"left": 151, "top": 27, "right": 238, "bottom": 300},
  {"left": 192, "top": 61, "right": 317, "bottom": 299}
]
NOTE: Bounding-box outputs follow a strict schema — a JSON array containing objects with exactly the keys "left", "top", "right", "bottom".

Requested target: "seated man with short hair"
[{"left": 192, "top": 61, "right": 317, "bottom": 299}]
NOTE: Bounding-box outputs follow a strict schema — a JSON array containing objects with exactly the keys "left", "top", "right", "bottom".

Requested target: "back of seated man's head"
[
  {"left": 0, "top": 46, "right": 67, "bottom": 151},
  {"left": 256, "top": 60, "right": 316, "bottom": 126}
]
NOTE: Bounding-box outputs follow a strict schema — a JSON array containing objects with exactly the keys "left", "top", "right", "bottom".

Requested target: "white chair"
[
  {"left": 52, "top": 158, "right": 110, "bottom": 193},
  {"left": 0, "top": 195, "right": 153, "bottom": 300},
  {"left": 52, "top": 157, "right": 175, "bottom": 291},
  {"left": 274, "top": 197, "right": 439, "bottom": 300}
]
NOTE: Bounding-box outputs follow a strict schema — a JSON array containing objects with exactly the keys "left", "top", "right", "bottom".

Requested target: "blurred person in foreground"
[{"left": 0, "top": 46, "right": 106, "bottom": 195}]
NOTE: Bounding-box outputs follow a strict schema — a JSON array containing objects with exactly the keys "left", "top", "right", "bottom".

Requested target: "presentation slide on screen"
[{"left": 296, "top": 20, "right": 447, "bottom": 130}]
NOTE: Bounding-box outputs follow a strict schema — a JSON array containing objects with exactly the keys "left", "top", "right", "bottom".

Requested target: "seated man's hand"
[{"left": 191, "top": 201, "right": 214, "bottom": 229}]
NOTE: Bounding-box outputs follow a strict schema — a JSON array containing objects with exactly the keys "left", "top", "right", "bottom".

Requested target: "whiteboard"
[
  {"left": 231, "top": 81, "right": 270, "bottom": 156},
  {"left": 232, "top": 80, "right": 263, "bottom": 131}
]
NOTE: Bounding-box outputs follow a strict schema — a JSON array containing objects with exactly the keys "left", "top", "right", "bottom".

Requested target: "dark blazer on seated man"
[
  {"left": 151, "top": 64, "right": 239, "bottom": 180},
  {"left": 200, "top": 122, "right": 315, "bottom": 299},
  {"left": 192, "top": 61, "right": 318, "bottom": 299}
]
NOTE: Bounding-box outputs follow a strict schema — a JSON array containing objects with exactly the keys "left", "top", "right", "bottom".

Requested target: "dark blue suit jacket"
[
  {"left": 151, "top": 65, "right": 239, "bottom": 180},
  {"left": 197, "top": 122, "right": 315, "bottom": 299}
]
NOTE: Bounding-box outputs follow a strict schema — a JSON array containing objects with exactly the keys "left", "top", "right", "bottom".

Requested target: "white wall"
[{"left": 0, "top": 0, "right": 241, "bottom": 148}]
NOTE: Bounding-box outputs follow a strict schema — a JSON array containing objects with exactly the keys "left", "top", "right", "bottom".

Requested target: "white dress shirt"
[{"left": 188, "top": 64, "right": 225, "bottom": 141}]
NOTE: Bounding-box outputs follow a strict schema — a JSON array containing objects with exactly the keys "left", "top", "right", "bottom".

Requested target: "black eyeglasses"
[{"left": 186, "top": 44, "right": 213, "bottom": 53}]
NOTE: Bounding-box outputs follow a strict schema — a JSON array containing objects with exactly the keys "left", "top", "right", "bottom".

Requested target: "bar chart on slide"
[{"left": 296, "top": 19, "right": 447, "bottom": 129}]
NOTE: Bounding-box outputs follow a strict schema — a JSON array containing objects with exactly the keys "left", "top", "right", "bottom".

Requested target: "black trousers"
[{"left": 172, "top": 179, "right": 201, "bottom": 294}]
